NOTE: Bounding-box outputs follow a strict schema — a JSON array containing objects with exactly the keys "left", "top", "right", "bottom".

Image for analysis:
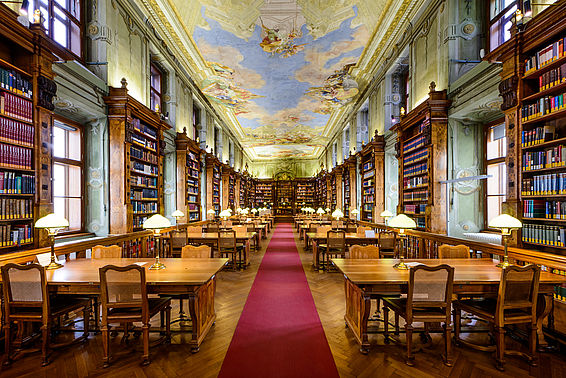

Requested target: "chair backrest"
[
  {"left": 246, "top": 223, "right": 255, "bottom": 232},
  {"left": 496, "top": 264, "right": 541, "bottom": 325},
  {"left": 378, "top": 231, "right": 396, "bottom": 250},
  {"left": 92, "top": 245, "right": 122, "bottom": 259},
  {"left": 181, "top": 245, "right": 211, "bottom": 258},
  {"left": 206, "top": 223, "right": 219, "bottom": 232},
  {"left": 233, "top": 225, "right": 248, "bottom": 235},
  {"left": 438, "top": 244, "right": 470, "bottom": 259},
  {"left": 308, "top": 223, "right": 321, "bottom": 232},
  {"left": 349, "top": 245, "right": 379, "bottom": 259},
  {"left": 318, "top": 225, "right": 332, "bottom": 235},
  {"left": 407, "top": 264, "right": 454, "bottom": 320},
  {"left": 327, "top": 230, "right": 346, "bottom": 251},
  {"left": 221, "top": 220, "right": 233, "bottom": 228},
  {"left": 357, "top": 226, "right": 371, "bottom": 236},
  {"left": 218, "top": 230, "right": 237, "bottom": 251},
  {"left": 99, "top": 265, "right": 146, "bottom": 317},
  {"left": 169, "top": 230, "right": 188, "bottom": 249},
  {"left": 186, "top": 226, "right": 202, "bottom": 234},
  {"left": 1, "top": 263, "right": 47, "bottom": 315}
]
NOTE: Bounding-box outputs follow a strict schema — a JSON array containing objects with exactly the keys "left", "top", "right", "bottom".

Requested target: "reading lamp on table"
[
  {"left": 143, "top": 214, "right": 171, "bottom": 270},
  {"left": 34, "top": 213, "right": 69, "bottom": 270},
  {"left": 488, "top": 213, "right": 522, "bottom": 268},
  {"left": 388, "top": 214, "right": 417, "bottom": 270},
  {"left": 171, "top": 210, "right": 184, "bottom": 230}
]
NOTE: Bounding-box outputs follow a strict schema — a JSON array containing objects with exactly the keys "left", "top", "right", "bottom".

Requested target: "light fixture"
[
  {"left": 325, "top": 207, "right": 331, "bottom": 213},
  {"left": 332, "top": 209, "right": 344, "bottom": 220},
  {"left": 489, "top": 214, "right": 522, "bottom": 268},
  {"left": 388, "top": 214, "right": 417, "bottom": 270},
  {"left": 380, "top": 210, "right": 395, "bottom": 225},
  {"left": 143, "top": 214, "right": 171, "bottom": 270},
  {"left": 207, "top": 208, "right": 216, "bottom": 220},
  {"left": 350, "top": 208, "right": 359, "bottom": 220},
  {"left": 171, "top": 210, "right": 184, "bottom": 230},
  {"left": 35, "top": 213, "right": 69, "bottom": 270}
]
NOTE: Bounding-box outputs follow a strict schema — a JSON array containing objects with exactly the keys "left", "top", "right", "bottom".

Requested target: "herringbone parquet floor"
[{"left": 0, "top": 224, "right": 565, "bottom": 378}]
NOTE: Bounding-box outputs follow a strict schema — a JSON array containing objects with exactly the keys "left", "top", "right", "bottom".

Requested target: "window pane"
[
  {"left": 487, "top": 196, "right": 505, "bottom": 224},
  {"left": 487, "top": 124, "right": 506, "bottom": 160},
  {"left": 54, "top": 197, "right": 66, "bottom": 220},
  {"left": 68, "top": 165, "right": 81, "bottom": 197},
  {"left": 54, "top": 0, "right": 66, "bottom": 8},
  {"left": 53, "top": 17, "right": 68, "bottom": 48},
  {"left": 67, "top": 198, "right": 81, "bottom": 230},
  {"left": 53, "top": 126, "right": 66, "bottom": 158},
  {"left": 68, "top": 126, "right": 81, "bottom": 161},
  {"left": 70, "top": 21, "right": 81, "bottom": 56},
  {"left": 53, "top": 163, "right": 66, "bottom": 197},
  {"left": 487, "top": 163, "right": 506, "bottom": 196}
]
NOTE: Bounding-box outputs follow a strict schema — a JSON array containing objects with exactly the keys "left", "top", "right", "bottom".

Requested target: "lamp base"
[
  {"left": 149, "top": 261, "right": 166, "bottom": 270},
  {"left": 496, "top": 258, "right": 512, "bottom": 269},
  {"left": 46, "top": 260, "right": 63, "bottom": 270},
  {"left": 393, "top": 260, "right": 409, "bottom": 270}
]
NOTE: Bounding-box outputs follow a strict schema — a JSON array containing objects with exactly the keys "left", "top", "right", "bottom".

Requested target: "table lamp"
[
  {"left": 388, "top": 214, "right": 417, "bottom": 270},
  {"left": 317, "top": 207, "right": 325, "bottom": 220},
  {"left": 350, "top": 208, "right": 359, "bottom": 220},
  {"left": 488, "top": 214, "right": 522, "bottom": 268},
  {"left": 207, "top": 208, "right": 216, "bottom": 220},
  {"left": 143, "top": 214, "right": 171, "bottom": 270},
  {"left": 219, "top": 209, "right": 231, "bottom": 227},
  {"left": 35, "top": 213, "right": 69, "bottom": 270},
  {"left": 171, "top": 210, "right": 184, "bottom": 230},
  {"left": 380, "top": 210, "right": 394, "bottom": 225},
  {"left": 325, "top": 207, "right": 331, "bottom": 213},
  {"left": 251, "top": 208, "right": 258, "bottom": 216}
]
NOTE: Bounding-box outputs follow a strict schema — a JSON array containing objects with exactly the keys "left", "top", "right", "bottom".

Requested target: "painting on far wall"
[{"left": 190, "top": 0, "right": 377, "bottom": 159}]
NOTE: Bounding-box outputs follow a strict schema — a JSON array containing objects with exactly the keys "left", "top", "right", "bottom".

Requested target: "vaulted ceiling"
[{"left": 142, "top": 0, "right": 415, "bottom": 160}]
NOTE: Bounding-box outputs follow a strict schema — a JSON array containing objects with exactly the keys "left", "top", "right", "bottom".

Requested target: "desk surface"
[
  {"left": 186, "top": 232, "right": 256, "bottom": 239},
  {"left": 331, "top": 258, "right": 566, "bottom": 285},
  {"left": 307, "top": 232, "right": 378, "bottom": 240},
  {"left": 40, "top": 258, "right": 229, "bottom": 286}
]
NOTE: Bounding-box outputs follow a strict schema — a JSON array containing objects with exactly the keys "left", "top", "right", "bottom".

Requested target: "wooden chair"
[
  {"left": 218, "top": 230, "right": 245, "bottom": 270},
  {"left": 356, "top": 226, "right": 372, "bottom": 237},
  {"left": 99, "top": 265, "right": 171, "bottom": 367},
  {"left": 320, "top": 230, "right": 346, "bottom": 270},
  {"left": 205, "top": 223, "right": 219, "bottom": 233},
  {"left": 438, "top": 244, "right": 470, "bottom": 259},
  {"left": 186, "top": 226, "right": 202, "bottom": 234},
  {"left": 1, "top": 263, "right": 90, "bottom": 367},
  {"left": 305, "top": 223, "right": 321, "bottom": 249},
  {"left": 221, "top": 220, "right": 233, "bottom": 228},
  {"left": 453, "top": 264, "right": 541, "bottom": 371},
  {"left": 349, "top": 245, "right": 379, "bottom": 259},
  {"left": 378, "top": 230, "right": 397, "bottom": 258},
  {"left": 331, "top": 220, "right": 344, "bottom": 229},
  {"left": 383, "top": 264, "right": 455, "bottom": 367},
  {"left": 92, "top": 245, "right": 122, "bottom": 259},
  {"left": 169, "top": 230, "right": 187, "bottom": 257},
  {"left": 245, "top": 223, "right": 259, "bottom": 252},
  {"left": 181, "top": 245, "right": 211, "bottom": 258}
]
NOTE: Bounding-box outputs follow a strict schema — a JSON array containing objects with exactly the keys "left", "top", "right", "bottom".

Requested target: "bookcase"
[
  {"left": 176, "top": 128, "right": 203, "bottom": 223},
  {"left": 246, "top": 177, "right": 256, "bottom": 208},
  {"left": 238, "top": 172, "right": 247, "bottom": 209},
  {"left": 314, "top": 170, "right": 328, "bottom": 208},
  {"left": 221, "top": 164, "right": 236, "bottom": 212},
  {"left": 359, "top": 132, "right": 385, "bottom": 223},
  {"left": 392, "top": 85, "right": 450, "bottom": 232},
  {"left": 343, "top": 155, "right": 357, "bottom": 218},
  {"left": 229, "top": 170, "right": 236, "bottom": 210},
  {"left": 330, "top": 172, "right": 337, "bottom": 211},
  {"left": 343, "top": 164, "right": 351, "bottom": 218},
  {"left": 255, "top": 179, "right": 273, "bottom": 207},
  {"left": 206, "top": 154, "right": 221, "bottom": 217},
  {"left": 105, "top": 82, "right": 169, "bottom": 233},
  {"left": 275, "top": 180, "right": 294, "bottom": 215},
  {"left": 295, "top": 178, "right": 315, "bottom": 210}
]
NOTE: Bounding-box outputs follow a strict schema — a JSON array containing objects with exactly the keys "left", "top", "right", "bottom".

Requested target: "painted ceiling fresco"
[{"left": 191, "top": 0, "right": 377, "bottom": 159}]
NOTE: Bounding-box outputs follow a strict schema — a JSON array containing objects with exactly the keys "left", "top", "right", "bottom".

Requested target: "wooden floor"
[{"left": 1, "top": 225, "right": 565, "bottom": 377}]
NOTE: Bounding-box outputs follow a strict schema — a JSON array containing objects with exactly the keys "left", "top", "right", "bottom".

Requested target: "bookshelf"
[
  {"left": 392, "top": 85, "right": 450, "bottom": 232},
  {"left": 229, "top": 170, "right": 236, "bottom": 210},
  {"left": 255, "top": 179, "right": 273, "bottom": 207},
  {"left": 221, "top": 164, "right": 236, "bottom": 212},
  {"left": 247, "top": 177, "right": 256, "bottom": 208},
  {"left": 238, "top": 172, "right": 247, "bottom": 209},
  {"left": 0, "top": 8, "right": 57, "bottom": 250},
  {"left": 360, "top": 146, "right": 375, "bottom": 222},
  {"left": 343, "top": 156, "right": 357, "bottom": 219},
  {"left": 343, "top": 165, "right": 351, "bottom": 218},
  {"left": 175, "top": 129, "right": 203, "bottom": 223},
  {"left": 295, "top": 178, "right": 315, "bottom": 210},
  {"left": 330, "top": 172, "right": 337, "bottom": 211},
  {"left": 206, "top": 154, "right": 221, "bottom": 217},
  {"left": 275, "top": 180, "right": 294, "bottom": 215},
  {"left": 105, "top": 83, "right": 169, "bottom": 234}
]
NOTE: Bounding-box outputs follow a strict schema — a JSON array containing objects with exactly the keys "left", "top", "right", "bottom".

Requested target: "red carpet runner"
[{"left": 218, "top": 223, "right": 339, "bottom": 378}]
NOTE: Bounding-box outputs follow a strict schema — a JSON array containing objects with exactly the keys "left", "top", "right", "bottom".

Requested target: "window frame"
[
  {"left": 29, "top": 0, "right": 84, "bottom": 60},
  {"left": 150, "top": 62, "right": 163, "bottom": 113},
  {"left": 52, "top": 115, "right": 85, "bottom": 235},
  {"left": 483, "top": 118, "right": 507, "bottom": 231}
]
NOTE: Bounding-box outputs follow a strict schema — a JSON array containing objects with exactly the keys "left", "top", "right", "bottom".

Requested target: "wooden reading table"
[
  {"left": 331, "top": 258, "right": 566, "bottom": 354},
  {"left": 186, "top": 232, "right": 256, "bottom": 265},
  {"left": 307, "top": 232, "right": 379, "bottom": 270}
]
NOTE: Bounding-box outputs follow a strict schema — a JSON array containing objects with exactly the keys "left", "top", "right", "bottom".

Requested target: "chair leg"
[
  {"left": 453, "top": 307, "right": 462, "bottom": 346},
  {"left": 405, "top": 324, "right": 414, "bottom": 366},
  {"left": 41, "top": 323, "right": 50, "bottom": 367},
  {"left": 142, "top": 323, "right": 150, "bottom": 366},
  {"left": 443, "top": 322, "right": 453, "bottom": 367},
  {"left": 494, "top": 326, "right": 506, "bottom": 371},
  {"left": 394, "top": 313, "right": 400, "bottom": 335},
  {"left": 83, "top": 305, "right": 90, "bottom": 339},
  {"left": 166, "top": 305, "right": 172, "bottom": 343},
  {"left": 93, "top": 298, "right": 100, "bottom": 333},
  {"left": 102, "top": 325, "right": 110, "bottom": 368},
  {"left": 528, "top": 323, "right": 538, "bottom": 367},
  {"left": 383, "top": 305, "right": 390, "bottom": 344},
  {"left": 3, "top": 321, "right": 12, "bottom": 366}
]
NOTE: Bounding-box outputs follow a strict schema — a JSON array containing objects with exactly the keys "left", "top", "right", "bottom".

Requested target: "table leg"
[
  {"left": 313, "top": 241, "right": 319, "bottom": 270},
  {"left": 344, "top": 279, "right": 371, "bottom": 354},
  {"left": 245, "top": 240, "right": 250, "bottom": 266},
  {"left": 187, "top": 278, "right": 217, "bottom": 353},
  {"left": 536, "top": 293, "right": 555, "bottom": 351}
]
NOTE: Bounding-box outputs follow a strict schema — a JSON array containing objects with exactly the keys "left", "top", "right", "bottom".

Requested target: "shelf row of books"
[
  {"left": 0, "top": 143, "right": 32, "bottom": 170},
  {"left": 403, "top": 176, "right": 428, "bottom": 189},
  {"left": 0, "top": 91, "right": 33, "bottom": 123},
  {"left": 522, "top": 223, "right": 566, "bottom": 247},
  {"left": 132, "top": 161, "right": 158, "bottom": 176},
  {"left": 403, "top": 149, "right": 428, "bottom": 165},
  {"left": 130, "top": 146, "right": 158, "bottom": 164},
  {"left": 403, "top": 161, "right": 427, "bottom": 177},
  {"left": 521, "top": 125, "right": 555, "bottom": 147},
  {"left": 132, "top": 201, "right": 158, "bottom": 214},
  {"left": 363, "top": 161, "right": 374, "bottom": 171},
  {"left": 131, "top": 117, "right": 157, "bottom": 140},
  {"left": 228, "top": 173, "right": 235, "bottom": 208},
  {"left": 131, "top": 133, "right": 157, "bottom": 151},
  {"left": 520, "top": 93, "right": 565, "bottom": 122},
  {"left": 130, "top": 188, "right": 158, "bottom": 201},
  {"left": 535, "top": 63, "right": 566, "bottom": 90},
  {"left": 0, "top": 172, "right": 34, "bottom": 194},
  {"left": 523, "top": 199, "right": 566, "bottom": 219},
  {"left": 0, "top": 198, "right": 32, "bottom": 219},
  {"left": 522, "top": 145, "right": 566, "bottom": 170},
  {"left": 0, "top": 224, "right": 32, "bottom": 247},
  {"left": 403, "top": 134, "right": 426, "bottom": 154},
  {"left": 0, "top": 117, "right": 34, "bottom": 147},
  {"left": 130, "top": 175, "right": 157, "bottom": 188},
  {"left": 212, "top": 165, "right": 220, "bottom": 214},
  {"left": 524, "top": 36, "right": 566, "bottom": 74},
  {"left": 521, "top": 173, "right": 566, "bottom": 195},
  {"left": 0, "top": 67, "right": 32, "bottom": 98},
  {"left": 403, "top": 189, "right": 428, "bottom": 202},
  {"left": 404, "top": 203, "right": 426, "bottom": 215}
]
